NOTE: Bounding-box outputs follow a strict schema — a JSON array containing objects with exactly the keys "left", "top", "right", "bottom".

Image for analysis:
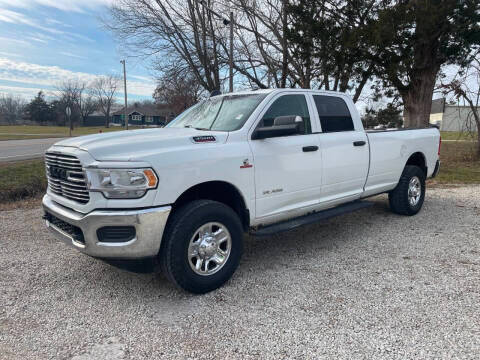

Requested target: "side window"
[
  {"left": 261, "top": 95, "right": 312, "bottom": 134},
  {"left": 313, "top": 95, "right": 354, "bottom": 133}
]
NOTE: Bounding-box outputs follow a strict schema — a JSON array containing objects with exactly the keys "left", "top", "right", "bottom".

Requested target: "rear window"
[{"left": 313, "top": 95, "right": 354, "bottom": 133}]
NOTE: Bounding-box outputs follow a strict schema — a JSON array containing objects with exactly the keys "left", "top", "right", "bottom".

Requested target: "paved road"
[
  {"left": 0, "top": 138, "right": 65, "bottom": 162},
  {"left": 1, "top": 186, "right": 479, "bottom": 359}
]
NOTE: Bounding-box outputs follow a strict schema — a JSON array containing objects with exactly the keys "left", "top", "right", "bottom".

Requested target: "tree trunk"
[
  {"left": 465, "top": 99, "right": 480, "bottom": 157},
  {"left": 323, "top": 74, "right": 329, "bottom": 91},
  {"left": 402, "top": 67, "right": 439, "bottom": 128},
  {"left": 353, "top": 62, "right": 375, "bottom": 103},
  {"left": 461, "top": 96, "right": 480, "bottom": 157},
  {"left": 477, "top": 131, "right": 480, "bottom": 157},
  {"left": 469, "top": 112, "right": 480, "bottom": 157}
]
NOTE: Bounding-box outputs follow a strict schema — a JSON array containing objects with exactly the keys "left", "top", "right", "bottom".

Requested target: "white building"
[{"left": 430, "top": 98, "right": 479, "bottom": 132}]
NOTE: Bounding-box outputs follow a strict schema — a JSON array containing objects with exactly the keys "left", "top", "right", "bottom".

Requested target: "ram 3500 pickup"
[{"left": 42, "top": 89, "right": 441, "bottom": 293}]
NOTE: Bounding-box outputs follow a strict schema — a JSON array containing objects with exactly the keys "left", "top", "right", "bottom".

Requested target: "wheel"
[
  {"left": 159, "top": 200, "right": 244, "bottom": 294},
  {"left": 388, "top": 165, "right": 426, "bottom": 216}
]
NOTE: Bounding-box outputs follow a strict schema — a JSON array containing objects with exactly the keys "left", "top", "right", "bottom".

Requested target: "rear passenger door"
[{"left": 311, "top": 94, "right": 369, "bottom": 204}]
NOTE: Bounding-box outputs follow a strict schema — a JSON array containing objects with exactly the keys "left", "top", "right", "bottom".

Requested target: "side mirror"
[
  {"left": 252, "top": 115, "right": 304, "bottom": 140},
  {"left": 273, "top": 115, "right": 303, "bottom": 126}
]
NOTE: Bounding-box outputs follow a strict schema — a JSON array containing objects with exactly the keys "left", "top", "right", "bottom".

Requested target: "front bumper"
[{"left": 42, "top": 194, "right": 171, "bottom": 259}]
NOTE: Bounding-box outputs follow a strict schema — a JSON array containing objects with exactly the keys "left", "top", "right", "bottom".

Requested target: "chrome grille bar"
[{"left": 45, "top": 152, "right": 90, "bottom": 204}]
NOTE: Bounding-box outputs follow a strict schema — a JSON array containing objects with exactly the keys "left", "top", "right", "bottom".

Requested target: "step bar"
[{"left": 252, "top": 200, "right": 374, "bottom": 237}]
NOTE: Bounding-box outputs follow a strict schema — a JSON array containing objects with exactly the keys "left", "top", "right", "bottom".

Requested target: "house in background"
[
  {"left": 111, "top": 103, "right": 175, "bottom": 127},
  {"left": 83, "top": 104, "right": 123, "bottom": 126},
  {"left": 430, "top": 98, "right": 479, "bottom": 132}
]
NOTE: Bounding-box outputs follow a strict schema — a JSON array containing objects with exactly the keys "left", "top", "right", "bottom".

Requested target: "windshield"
[{"left": 167, "top": 93, "right": 267, "bottom": 131}]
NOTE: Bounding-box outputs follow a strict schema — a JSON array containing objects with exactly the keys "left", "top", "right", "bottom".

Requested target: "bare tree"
[
  {"left": 106, "top": 0, "right": 376, "bottom": 102},
  {"left": 91, "top": 75, "right": 119, "bottom": 128},
  {"left": 107, "top": 0, "right": 226, "bottom": 92},
  {"left": 78, "top": 91, "right": 98, "bottom": 126},
  {"left": 440, "top": 57, "right": 480, "bottom": 155},
  {"left": 0, "top": 94, "right": 26, "bottom": 124},
  {"left": 153, "top": 69, "right": 204, "bottom": 115},
  {"left": 56, "top": 79, "right": 86, "bottom": 130},
  {"left": 225, "top": 0, "right": 290, "bottom": 88}
]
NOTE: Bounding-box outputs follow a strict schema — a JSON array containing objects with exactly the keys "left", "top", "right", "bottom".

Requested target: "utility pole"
[
  {"left": 229, "top": 11, "right": 233, "bottom": 93},
  {"left": 120, "top": 60, "right": 128, "bottom": 130}
]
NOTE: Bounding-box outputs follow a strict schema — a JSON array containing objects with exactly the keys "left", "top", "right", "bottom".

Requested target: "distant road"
[{"left": 0, "top": 138, "right": 65, "bottom": 163}]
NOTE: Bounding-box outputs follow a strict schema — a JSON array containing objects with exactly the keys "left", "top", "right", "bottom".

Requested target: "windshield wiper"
[{"left": 184, "top": 124, "right": 210, "bottom": 131}]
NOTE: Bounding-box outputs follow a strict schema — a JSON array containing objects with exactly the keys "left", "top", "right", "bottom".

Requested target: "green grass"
[
  {"left": 0, "top": 159, "right": 46, "bottom": 203},
  {"left": 0, "top": 125, "right": 146, "bottom": 140},
  {"left": 431, "top": 141, "right": 480, "bottom": 184},
  {"left": 440, "top": 131, "right": 478, "bottom": 141},
  {"left": 434, "top": 164, "right": 480, "bottom": 184}
]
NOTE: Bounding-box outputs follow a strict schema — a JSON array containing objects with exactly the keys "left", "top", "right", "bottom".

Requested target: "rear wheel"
[
  {"left": 389, "top": 165, "right": 426, "bottom": 216},
  {"left": 160, "top": 200, "right": 243, "bottom": 294}
]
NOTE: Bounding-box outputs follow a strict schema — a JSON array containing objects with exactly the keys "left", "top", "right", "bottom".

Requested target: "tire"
[
  {"left": 159, "top": 200, "right": 244, "bottom": 294},
  {"left": 388, "top": 165, "right": 426, "bottom": 216}
]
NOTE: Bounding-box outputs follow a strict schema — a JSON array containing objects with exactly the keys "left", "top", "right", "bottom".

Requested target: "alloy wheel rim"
[
  {"left": 188, "top": 222, "right": 232, "bottom": 276},
  {"left": 408, "top": 176, "right": 421, "bottom": 207}
]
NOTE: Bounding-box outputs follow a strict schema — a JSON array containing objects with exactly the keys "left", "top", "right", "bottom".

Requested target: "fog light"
[{"left": 97, "top": 226, "right": 136, "bottom": 243}]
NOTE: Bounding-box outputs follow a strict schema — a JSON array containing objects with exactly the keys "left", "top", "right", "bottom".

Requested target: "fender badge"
[
  {"left": 240, "top": 159, "right": 253, "bottom": 169},
  {"left": 192, "top": 135, "right": 216, "bottom": 143}
]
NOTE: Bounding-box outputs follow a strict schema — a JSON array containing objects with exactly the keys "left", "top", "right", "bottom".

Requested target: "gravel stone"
[{"left": 1, "top": 186, "right": 479, "bottom": 359}]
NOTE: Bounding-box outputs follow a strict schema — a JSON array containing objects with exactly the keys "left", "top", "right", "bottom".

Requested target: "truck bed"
[{"left": 363, "top": 127, "right": 440, "bottom": 197}]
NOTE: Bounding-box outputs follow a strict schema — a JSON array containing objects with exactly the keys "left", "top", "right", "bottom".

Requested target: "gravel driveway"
[{"left": 1, "top": 186, "right": 479, "bottom": 359}]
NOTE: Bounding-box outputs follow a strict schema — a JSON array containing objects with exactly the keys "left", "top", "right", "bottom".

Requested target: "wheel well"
[
  {"left": 173, "top": 181, "right": 250, "bottom": 231},
  {"left": 406, "top": 152, "right": 427, "bottom": 175}
]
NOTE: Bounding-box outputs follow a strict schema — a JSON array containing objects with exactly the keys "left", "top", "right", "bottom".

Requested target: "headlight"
[{"left": 85, "top": 168, "right": 158, "bottom": 199}]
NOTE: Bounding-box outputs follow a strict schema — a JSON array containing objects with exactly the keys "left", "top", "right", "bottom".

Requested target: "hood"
[{"left": 50, "top": 127, "right": 228, "bottom": 161}]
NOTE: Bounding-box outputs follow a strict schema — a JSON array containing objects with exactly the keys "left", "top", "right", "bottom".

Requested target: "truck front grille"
[{"left": 45, "top": 152, "right": 90, "bottom": 204}]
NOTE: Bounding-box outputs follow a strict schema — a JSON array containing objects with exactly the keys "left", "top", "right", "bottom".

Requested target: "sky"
[{"left": 0, "top": 0, "right": 156, "bottom": 101}]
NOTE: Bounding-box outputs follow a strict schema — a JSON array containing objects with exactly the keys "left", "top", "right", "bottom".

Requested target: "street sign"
[{"left": 66, "top": 106, "right": 72, "bottom": 117}]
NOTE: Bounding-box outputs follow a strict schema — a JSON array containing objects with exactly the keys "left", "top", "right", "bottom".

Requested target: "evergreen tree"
[
  {"left": 376, "top": 104, "right": 403, "bottom": 128},
  {"left": 286, "top": 0, "right": 376, "bottom": 100},
  {"left": 286, "top": 0, "right": 480, "bottom": 127},
  {"left": 365, "top": 0, "right": 480, "bottom": 127},
  {"left": 25, "top": 91, "right": 55, "bottom": 125}
]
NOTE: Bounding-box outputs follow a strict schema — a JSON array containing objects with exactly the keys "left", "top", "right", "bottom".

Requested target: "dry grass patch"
[{"left": 0, "top": 160, "right": 46, "bottom": 203}]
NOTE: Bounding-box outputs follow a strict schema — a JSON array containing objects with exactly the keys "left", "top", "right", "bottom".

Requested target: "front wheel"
[
  {"left": 160, "top": 200, "right": 243, "bottom": 294},
  {"left": 389, "top": 165, "right": 426, "bottom": 216}
]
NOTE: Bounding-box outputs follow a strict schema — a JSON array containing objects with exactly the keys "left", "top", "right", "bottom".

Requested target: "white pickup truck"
[{"left": 42, "top": 89, "right": 441, "bottom": 293}]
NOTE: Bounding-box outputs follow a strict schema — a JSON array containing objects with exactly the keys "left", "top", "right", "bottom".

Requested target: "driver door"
[{"left": 248, "top": 93, "right": 322, "bottom": 219}]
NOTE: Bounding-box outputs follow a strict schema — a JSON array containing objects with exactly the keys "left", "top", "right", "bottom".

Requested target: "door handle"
[
  {"left": 303, "top": 146, "right": 319, "bottom": 152},
  {"left": 353, "top": 141, "right": 366, "bottom": 147}
]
